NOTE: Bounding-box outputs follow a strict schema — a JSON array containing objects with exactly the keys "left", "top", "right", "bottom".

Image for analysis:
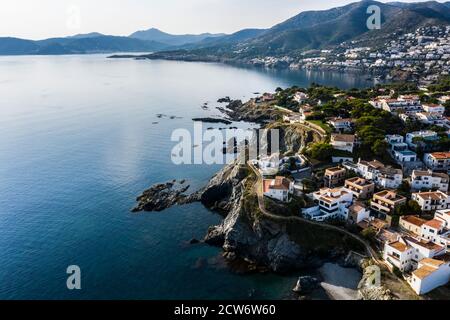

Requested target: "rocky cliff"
[{"left": 202, "top": 161, "right": 364, "bottom": 273}]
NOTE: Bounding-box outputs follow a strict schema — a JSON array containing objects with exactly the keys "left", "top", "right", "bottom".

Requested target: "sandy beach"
[{"left": 319, "top": 263, "right": 362, "bottom": 300}]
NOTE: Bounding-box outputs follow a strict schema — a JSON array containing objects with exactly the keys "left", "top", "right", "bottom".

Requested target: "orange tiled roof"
[
  {"left": 389, "top": 241, "right": 408, "bottom": 253},
  {"left": 424, "top": 219, "right": 445, "bottom": 230},
  {"left": 430, "top": 152, "right": 450, "bottom": 160},
  {"left": 401, "top": 215, "right": 427, "bottom": 227}
]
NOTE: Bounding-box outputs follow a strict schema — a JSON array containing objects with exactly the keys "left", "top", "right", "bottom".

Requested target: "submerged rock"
[
  {"left": 192, "top": 117, "right": 233, "bottom": 125},
  {"left": 218, "top": 97, "right": 232, "bottom": 103}
]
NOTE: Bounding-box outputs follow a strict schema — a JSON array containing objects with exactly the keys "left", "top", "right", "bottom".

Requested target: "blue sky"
[{"left": 0, "top": 0, "right": 447, "bottom": 39}]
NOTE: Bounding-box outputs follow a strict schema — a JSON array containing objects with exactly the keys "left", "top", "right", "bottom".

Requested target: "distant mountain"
[
  {"left": 129, "top": 28, "right": 225, "bottom": 46},
  {"left": 0, "top": 37, "right": 39, "bottom": 55},
  {"left": 1, "top": 1, "right": 450, "bottom": 56},
  {"left": 0, "top": 35, "right": 167, "bottom": 55},
  {"left": 157, "top": 0, "right": 450, "bottom": 60},
  {"left": 388, "top": 1, "right": 450, "bottom": 19},
  {"left": 67, "top": 32, "right": 106, "bottom": 39},
  {"left": 195, "top": 29, "right": 267, "bottom": 46}
]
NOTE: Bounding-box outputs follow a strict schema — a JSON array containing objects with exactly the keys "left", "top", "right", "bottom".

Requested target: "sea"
[{"left": 0, "top": 54, "right": 375, "bottom": 299}]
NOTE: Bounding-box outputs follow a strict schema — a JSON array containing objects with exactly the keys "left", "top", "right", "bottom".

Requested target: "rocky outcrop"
[
  {"left": 192, "top": 117, "right": 233, "bottom": 125},
  {"left": 266, "top": 123, "right": 323, "bottom": 154},
  {"left": 132, "top": 180, "right": 194, "bottom": 212},
  {"left": 202, "top": 161, "right": 356, "bottom": 273},
  {"left": 218, "top": 100, "right": 282, "bottom": 124},
  {"left": 198, "top": 162, "right": 248, "bottom": 211},
  {"left": 293, "top": 276, "right": 320, "bottom": 294},
  {"left": 358, "top": 259, "right": 393, "bottom": 300}
]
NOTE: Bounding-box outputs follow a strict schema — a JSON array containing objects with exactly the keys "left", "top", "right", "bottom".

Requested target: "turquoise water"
[{"left": 0, "top": 55, "right": 374, "bottom": 299}]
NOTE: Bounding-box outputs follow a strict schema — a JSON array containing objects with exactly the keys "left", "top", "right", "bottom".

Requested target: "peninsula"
[{"left": 134, "top": 76, "right": 450, "bottom": 299}]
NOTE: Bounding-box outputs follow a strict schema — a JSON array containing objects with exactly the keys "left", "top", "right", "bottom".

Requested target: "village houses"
[
  {"left": 263, "top": 176, "right": 294, "bottom": 203},
  {"left": 411, "top": 170, "right": 449, "bottom": 192}
]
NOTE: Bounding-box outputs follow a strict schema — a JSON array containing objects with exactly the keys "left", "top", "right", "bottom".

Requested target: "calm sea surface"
[{"left": 0, "top": 55, "right": 374, "bottom": 299}]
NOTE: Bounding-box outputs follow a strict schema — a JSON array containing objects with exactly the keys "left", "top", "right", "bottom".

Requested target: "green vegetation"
[
  {"left": 304, "top": 142, "right": 334, "bottom": 161},
  {"left": 428, "top": 76, "right": 450, "bottom": 93},
  {"left": 307, "top": 120, "right": 332, "bottom": 134}
]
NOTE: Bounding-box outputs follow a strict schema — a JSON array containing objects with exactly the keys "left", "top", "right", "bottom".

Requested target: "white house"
[
  {"left": 424, "top": 152, "right": 450, "bottom": 172},
  {"left": 408, "top": 258, "right": 450, "bottom": 295},
  {"left": 379, "top": 97, "right": 423, "bottom": 115},
  {"left": 348, "top": 202, "right": 371, "bottom": 224},
  {"left": 435, "top": 209, "right": 450, "bottom": 229},
  {"left": 377, "top": 166, "right": 404, "bottom": 189},
  {"left": 299, "top": 104, "right": 314, "bottom": 121},
  {"left": 385, "top": 134, "right": 417, "bottom": 164},
  {"left": 307, "top": 187, "right": 353, "bottom": 221},
  {"left": 263, "top": 176, "right": 294, "bottom": 202},
  {"left": 400, "top": 215, "right": 428, "bottom": 236},
  {"left": 421, "top": 218, "right": 450, "bottom": 250},
  {"left": 383, "top": 239, "right": 414, "bottom": 272},
  {"left": 412, "top": 191, "right": 450, "bottom": 212},
  {"left": 293, "top": 92, "right": 309, "bottom": 103},
  {"left": 416, "top": 112, "right": 448, "bottom": 127},
  {"left": 438, "top": 95, "right": 450, "bottom": 104},
  {"left": 383, "top": 234, "right": 450, "bottom": 294},
  {"left": 384, "top": 235, "right": 446, "bottom": 273},
  {"left": 355, "top": 159, "right": 403, "bottom": 189},
  {"left": 385, "top": 134, "right": 404, "bottom": 145},
  {"left": 331, "top": 134, "right": 356, "bottom": 153},
  {"left": 411, "top": 170, "right": 449, "bottom": 192},
  {"left": 393, "top": 149, "right": 418, "bottom": 164},
  {"left": 327, "top": 118, "right": 354, "bottom": 133},
  {"left": 405, "top": 131, "right": 439, "bottom": 150},
  {"left": 422, "top": 104, "right": 445, "bottom": 114},
  {"left": 419, "top": 210, "right": 450, "bottom": 251}
]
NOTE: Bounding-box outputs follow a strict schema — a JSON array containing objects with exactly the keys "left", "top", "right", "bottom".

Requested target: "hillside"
[{"left": 150, "top": 0, "right": 450, "bottom": 60}]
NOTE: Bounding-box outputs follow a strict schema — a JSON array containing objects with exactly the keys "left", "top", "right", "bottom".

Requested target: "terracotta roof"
[
  {"left": 346, "top": 177, "right": 374, "bottom": 187},
  {"left": 421, "top": 258, "right": 445, "bottom": 268},
  {"left": 400, "top": 215, "right": 427, "bottom": 227},
  {"left": 413, "top": 265, "right": 438, "bottom": 280},
  {"left": 350, "top": 202, "right": 367, "bottom": 213},
  {"left": 264, "top": 176, "right": 292, "bottom": 192},
  {"left": 424, "top": 219, "right": 445, "bottom": 230},
  {"left": 389, "top": 241, "right": 408, "bottom": 252},
  {"left": 332, "top": 134, "right": 355, "bottom": 143},
  {"left": 414, "top": 191, "right": 448, "bottom": 201},
  {"left": 325, "top": 166, "right": 346, "bottom": 174},
  {"left": 430, "top": 152, "right": 450, "bottom": 160},
  {"left": 405, "top": 236, "right": 445, "bottom": 251},
  {"left": 374, "top": 190, "right": 406, "bottom": 203}
]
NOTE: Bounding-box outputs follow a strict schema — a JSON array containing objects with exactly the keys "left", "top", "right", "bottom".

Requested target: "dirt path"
[{"left": 248, "top": 161, "right": 384, "bottom": 265}]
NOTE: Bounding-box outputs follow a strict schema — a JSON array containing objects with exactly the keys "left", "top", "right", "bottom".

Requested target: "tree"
[
  {"left": 306, "top": 143, "right": 334, "bottom": 161},
  {"left": 395, "top": 200, "right": 422, "bottom": 217},
  {"left": 397, "top": 181, "right": 411, "bottom": 198},
  {"left": 372, "top": 140, "right": 389, "bottom": 156}
]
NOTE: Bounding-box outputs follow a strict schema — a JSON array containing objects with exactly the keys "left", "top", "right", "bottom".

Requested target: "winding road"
[{"left": 248, "top": 160, "right": 383, "bottom": 264}]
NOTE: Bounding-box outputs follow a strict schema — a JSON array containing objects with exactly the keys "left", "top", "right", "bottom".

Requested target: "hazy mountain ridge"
[
  {"left": 179, "top": 0, "right": 450, "bottom": 58},
  {"left": 0, "top": 35, "right": 168, "bottom": 55},
  {"left": 129, "top": 28, "right": 225, "bottom": 46},
  {"left": 1, "top": 1, "right": 450, "bottom": 56}
]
